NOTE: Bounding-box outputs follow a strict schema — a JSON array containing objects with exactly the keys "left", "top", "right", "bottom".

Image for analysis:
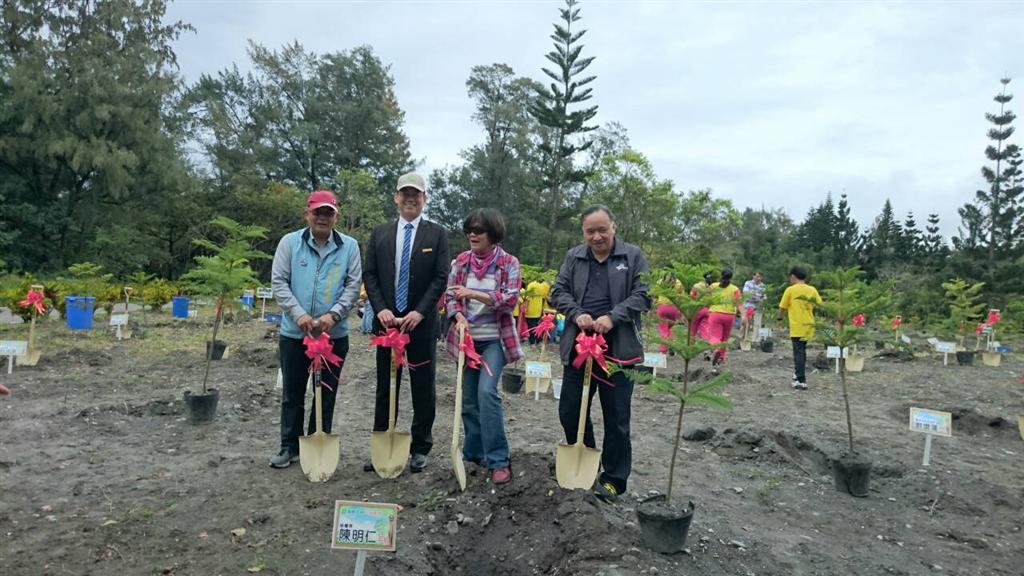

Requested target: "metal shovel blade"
[
  {"left": 556, "top": 357, "right": 601, "bottom": 490},
  {"left": 300, "top": 430, "right": 339, "bottom": 483},
  {"left": 370, "top": 429, "right": 411, "bottom": 479},
  {"left": 371, "top": 351, "right": 410, "bottom": 479},
  {"left": 16, "top": 350, "right": 41, "bottom": 367},
  {"left": 299, "top": 373, "right": 339, "bottom": 483}
]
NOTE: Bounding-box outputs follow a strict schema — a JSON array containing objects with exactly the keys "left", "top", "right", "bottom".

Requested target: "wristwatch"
[{"left": 329, "top": 311, "right": 342, "bottom": 323}]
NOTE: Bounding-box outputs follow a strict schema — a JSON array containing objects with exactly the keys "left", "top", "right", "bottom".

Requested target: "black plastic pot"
[
  {"left": 955, "top": 351, "right": 974, "bottom": 366},
  {"left": 760, "top": 338, "right": 774, "bottom": 353},
  {"left": 502, "top": 368, "right": 524, "bottom": 394},
  {"left": 183, "top": 389, "right": 219, "bottom": 424},
  {"left": 636, "top": 495, "right": 695, "bottom": 554},
  {"left": 206, "top": 340, "right": 228, "bottom": 360},
  {"left": 831, "top": 452, "right": 872, "bottom": 497}
]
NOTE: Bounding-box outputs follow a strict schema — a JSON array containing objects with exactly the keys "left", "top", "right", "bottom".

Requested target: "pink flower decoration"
[
  {"left": 986, "top": 311, "right": 1001, "bottom": 325},
  {"left": 852, "top": 314, "right": 865, "bottom": 327}
]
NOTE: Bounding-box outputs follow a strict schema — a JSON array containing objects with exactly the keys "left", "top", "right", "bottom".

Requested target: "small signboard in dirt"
[
  {"left": 0, "top": 340, "right": 28, "bottom": 374},
  {"left": 926, "top": 337, "right": 939, "bottom": 346},
  {"left": 332, "top": 500, "right": 399, "bottom": 575},
  {"left": 826, "top": 346, "right": 847, "bottom": 373},
  {"left": 934, "top": 341, "right": 956, "bottom": 365},
  {"left": 643, "top": 352, "right": 667, "bottom": 369},
  {"left": 901, "top": 335, "right": 911, "bottom": 344},
  {"left": 909, "top": 407, "right": 952, "bottom": 466},
  {"left": 524, "top": 361, "right": 552, "bottom": 400},
  {"left": 757, "top": 327, "right": 772, "bottom": 338},
  {"left": 109, "top": 313, "right": 130, "bottom": 340},
  {"left": 242, "top": 289, "right": 255, "bottom": 298},
  {"left": 256, "top": 287, "right": 273, "bottom": 299}
]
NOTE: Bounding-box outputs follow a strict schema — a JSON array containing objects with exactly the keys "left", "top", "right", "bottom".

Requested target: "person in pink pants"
[{"left": 706, "top": 269, "right": 741, "bottom": 368}]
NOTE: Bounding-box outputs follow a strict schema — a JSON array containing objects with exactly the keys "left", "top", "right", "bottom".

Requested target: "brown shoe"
[{"left": 491, "top": 467, "right": 511, "bottom": 484}]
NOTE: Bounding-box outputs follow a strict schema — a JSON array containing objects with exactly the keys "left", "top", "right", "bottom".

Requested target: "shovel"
[
  {"left": 299, "top": 368, "right": 340, "bottom": 483},
  {"left": 556, "top": 357, "right": 602, "bottom": 489},
  {"left": 17, "top": 284, "right": 44, "bottom": 367},
  {"left": 370, "top": 349, "right": 412, "bottom": 479},
  {"left": 739, "top": 322, "right": 751, "bottom": 352},
  {"left": 451, "top": 324, "right": 467, "bottom": 491}
]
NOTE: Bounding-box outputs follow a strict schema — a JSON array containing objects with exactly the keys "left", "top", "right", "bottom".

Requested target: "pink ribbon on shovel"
[
  {"left": 531, "top": 313, "right": 556, "bottom": 342},
  {"left": 891, "top": 317, "right": 902, "bottom": 329},
  {"left": 744, "top": 307, "right": 755, "bottom": 321},
  {"left": 459, "top": 331, "right": 492, "bottom": 376},
  {"left": 572, "top": 331, "right": 610, "bottom": 373},
  {"left": 852, "top": 313, "right": 865, "bottom": 327},
  {"left": 986, "top": 310, "right": 1001, "bottom": 325},
  {"left": 371, "top": 328, "right": 411, "bottom": 365},
  {"left": 19, "top": 289, "right": 45, "bottom": 315},
  {"left": 303, "top": 331, "right": 343, "bottom": 391}
]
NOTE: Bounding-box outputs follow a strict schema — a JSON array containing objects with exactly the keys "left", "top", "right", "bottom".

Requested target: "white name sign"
[
  {"left": 242, "top": 289, "right": 255, "bottom": 298},
  {"left": 525, "top": 361, "right": 552, "bottom": 378},
  {"left": 0, "top": 340, "right": 28, "bottom": 356},
  {"left": 909, "top": 407, "right": 952, "bottom": 437},
  {"left": 826, "top": 346, "right": 848, "bottom": 359},
  {"left": 757, "top": 328, "right": 772, "bottom": 337},
  {"left": 643, "top": 352, "right": 667, "bottom": 369},
  {"left": 935, "top": 342, "right": 957, "bottom": 354},
  {"left": 109, "top": 314, "right": 129, "bottom": 327},
  {"left": 256, "top": 287, "right": 273, "bottom": 299}
]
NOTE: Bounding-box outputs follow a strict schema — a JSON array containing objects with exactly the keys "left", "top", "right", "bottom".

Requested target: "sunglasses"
[{"left": 465, "top": 227, "right": 487, "bottom": 236}]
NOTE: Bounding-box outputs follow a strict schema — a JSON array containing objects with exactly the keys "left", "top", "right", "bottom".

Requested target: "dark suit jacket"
[{"left": 363, "top": 218, "right": 450, "bottom": 340}]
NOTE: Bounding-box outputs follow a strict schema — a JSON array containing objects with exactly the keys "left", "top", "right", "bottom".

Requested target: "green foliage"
[
  {"left": 801, "top": 267, "right": 888, "bottom": 350},
  {"left": 0, "top": 274, "right": 51, "bottom": 322},
  {"left": 941, "top": 278, "right": 987, "bottom": 348},
  {"left": 181, "top": 218, "right": 269, "bottom": 299},
  {"left": 611, "top": 264, "right": 734, "bottom": 502}
]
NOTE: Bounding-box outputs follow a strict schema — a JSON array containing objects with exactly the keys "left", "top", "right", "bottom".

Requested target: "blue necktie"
[{"left": 396, "top": 223, "right": 413, "bottom": 312}]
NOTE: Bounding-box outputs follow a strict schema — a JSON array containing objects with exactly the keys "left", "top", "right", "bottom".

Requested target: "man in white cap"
[
  {"left": 269, "top": 189, "right": 361, "bottom": 468},
  {"left": 362, "top": 172, "right": 450, "bottom": 473}
]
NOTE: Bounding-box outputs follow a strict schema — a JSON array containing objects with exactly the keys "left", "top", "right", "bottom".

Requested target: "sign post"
[
  {"left": 826, "top": 346, "right": 846, "bottom": 373},
  {"left": 256, "top": 287, "right": 273, "bottom": 321},
  {"left": 524, "top": 361, "right": 552, "bottom": 400},
  {"left": 643, "top": 351, "right": 667, "bottom": 377},
  {"left": 109, "top": 313, "right": 129, "bottom": 341},
  {"left": 0, "top": 341, "right": 28, "bottom": 374},
  {"left": 909, "top": 407, "right": 952, "bottom": 466},
  {"left": 935, "top": 341, "right": 956, "bottom": 366},
  {"left": 332, "top": 500, "right": 399, "bottom": 576}
]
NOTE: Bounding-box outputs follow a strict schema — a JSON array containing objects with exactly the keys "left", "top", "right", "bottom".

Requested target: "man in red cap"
[{"left": 269, "top": 189, "right": 362, "bottom": 468}]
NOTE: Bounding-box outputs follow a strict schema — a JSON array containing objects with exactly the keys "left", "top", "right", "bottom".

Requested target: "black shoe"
[
  {"left": 410, "top": 453, "right": 429, "bottom": 473},
  {"left": 593, "top": 481, "right": 620, "bottom": 503},
  {"left": 269, "top": 449, "right": 299, "bottom": 469},
  {"left": 363, "top": 461, "right": 375, "bottom": 473}
]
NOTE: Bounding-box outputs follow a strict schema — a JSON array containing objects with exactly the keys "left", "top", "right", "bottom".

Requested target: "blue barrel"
[
  {"left": 172, "top": 296, "right": 190, "bottom": 318},
  {"left": 240, "top": 295, "right": 254, "bottom": 309},
  {"left": 66, "top": 296, "right": 95, "bottom": 330}
]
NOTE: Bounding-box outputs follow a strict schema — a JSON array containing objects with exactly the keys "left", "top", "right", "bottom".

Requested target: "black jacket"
[
  {"left": 363, "top": 218, "right": 450, "bottom": 340},
  {"left": 550, "top": 240, "right": 652, "bottom": 365}
]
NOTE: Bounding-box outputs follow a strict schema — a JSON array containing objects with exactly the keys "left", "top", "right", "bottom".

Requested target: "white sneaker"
[{"left": 792, "top": 381, "right": 808, "bottom": 390}]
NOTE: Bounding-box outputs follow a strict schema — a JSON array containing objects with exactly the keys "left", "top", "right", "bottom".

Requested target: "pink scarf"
[{"left": 469, "top": 245, "right": 500, "bottom": 281}]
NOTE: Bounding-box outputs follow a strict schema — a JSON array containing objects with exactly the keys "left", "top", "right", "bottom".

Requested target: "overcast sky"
[{"left": 165, "top": 0, "right": 1024, "bottom": 237}]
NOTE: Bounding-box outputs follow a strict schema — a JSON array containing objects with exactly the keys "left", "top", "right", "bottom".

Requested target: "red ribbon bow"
[
  {"left": 459, "top": 331, "right": 492, "bottom": 376},
  {"left": 303, "top": 331, "right": 343, "bottom": 390},
  {"left": 572, "top": 332, "right": 610, "bottom": 373},
  {"left": 974, "top": 323, "right": 985, "bottom": 334},
  {"left": 744, "top": 307, "right": 755, "bottom": 321},
  {"left": 19, "top": 289, "right": 45, "bottom": 315},
  {"left": 371, "top": 328, "right": 412, "bottom": 367},
  {"left": 531, "top": 313, "right": 556, "bottom": 342},
  {"left": 890, "top": 317, "right": 902, "bottom": 329},
  {"left": 986, "top": 311, "right": 1001, "bottom": 325},
  {"left": 852, "top": 313, "right": 865, "bottom": 327}
]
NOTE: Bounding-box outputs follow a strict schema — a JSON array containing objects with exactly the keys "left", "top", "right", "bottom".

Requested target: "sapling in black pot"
[
  {"left": 180, "top": 217, "right": 269, "bottom": 423},
  {"left": 614, "top": 263, "right": 734, "bottom": 554},
  {"left": 801, "top": 267, "right": 886, "bottom": 497},
  {"left": 941, "top": 278, "right": 985, "bottom": 366}
]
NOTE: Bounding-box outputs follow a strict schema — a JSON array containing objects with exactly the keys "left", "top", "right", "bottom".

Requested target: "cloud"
[{"left": 166, "top": 1, "right": 1024, "bottom": 237}]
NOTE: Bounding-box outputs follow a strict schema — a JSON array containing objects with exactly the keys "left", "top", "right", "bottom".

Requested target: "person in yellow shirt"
[
  {"left": 777, "top": 266, "right": 822, "bottom": 390},
  {"left": 706, "top": 269, "right": 741, "bottom": 368},
  {"left": 523, "top": 279, "right": 551, "bottom": 344}
]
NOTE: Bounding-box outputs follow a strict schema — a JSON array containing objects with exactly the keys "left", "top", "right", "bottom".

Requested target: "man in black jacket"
[
  {"left": 362, "top": 172, "right": 450, "bottom": 473},
  {"left": 550, "top": 205, "right": 651, "bottom": 502}
]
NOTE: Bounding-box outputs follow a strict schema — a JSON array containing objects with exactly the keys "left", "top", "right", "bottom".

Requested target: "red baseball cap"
[{"left": 307, "top": 190, "right": 338, "bottom": 212}]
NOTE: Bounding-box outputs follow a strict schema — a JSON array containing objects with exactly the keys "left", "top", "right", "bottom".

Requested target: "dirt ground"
[{"left": 1, "top": 309, "right": 1022, "bottom": 576}]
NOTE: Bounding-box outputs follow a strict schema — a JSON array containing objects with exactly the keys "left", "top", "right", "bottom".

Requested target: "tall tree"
[
  {"left": 898, "top": 211, "right": 923, "bottom": 261},
  {"left": 584, "top": 149, "right": 678, "bottom": 261},
  {"left": 184, "top": 41, "right": 412, "bottom": 195},
  {"left": 529, "top": 0, "right": 599, "bottom": 267},
  {"left": 833, "top": 193, "right": 860, "bottom": 266},
  {"left": 0, "top": 0, "right": 193, "bottom": 274},
  {"left": 961, "top": 77, "right": 1023, "bottom": 280},
  {"left": 861, "top": 199, "right": 902, "bottom": 277}
]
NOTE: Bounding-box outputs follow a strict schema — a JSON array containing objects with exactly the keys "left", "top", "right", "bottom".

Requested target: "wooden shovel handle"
[
  {"left": 312, "top": 369, "right": 324, "bottom": 434},
  {"left": 387, "top": 350, "right": 398, "bottom": 432},
  {"left": 575, "top": 357, "right": 593, "bottom": 446}
]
